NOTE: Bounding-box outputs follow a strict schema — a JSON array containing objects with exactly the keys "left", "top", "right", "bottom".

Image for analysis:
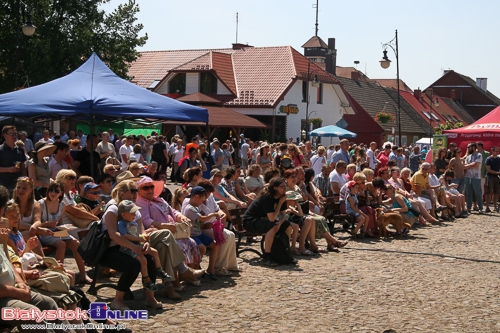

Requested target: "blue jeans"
[
  {"left": 452, "top": 178, "right": 465, "bottom": 194},
  {"left": 465, "top": 177, "right": 483, "bottom": 211}
]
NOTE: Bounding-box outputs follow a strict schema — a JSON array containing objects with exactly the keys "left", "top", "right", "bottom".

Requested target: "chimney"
[
  {"left": 325, "top": 38, "right": 337, "bottom": 75},
  {"left": 232, "top": 43, "right": 253, "bottom": 50},
  {"left": 476, "top": 78, "right": 487, "bottom": 92},
  {"left": 414, "top": 89, "right": 422, "bottom": 101},
  {"left": 351, "top": 71, "right": 360, "bottom": 81},
  {"left": 450, "top": 89, "right": 456, "bottom": 100}
]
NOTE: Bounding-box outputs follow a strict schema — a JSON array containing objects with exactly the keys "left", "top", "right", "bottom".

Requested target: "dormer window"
[
  {"left": 169, "top": 73, "right": 186, "bottom": 94},
  {"left": 200, "top": 72, "right": 217, "bottom": 94}
]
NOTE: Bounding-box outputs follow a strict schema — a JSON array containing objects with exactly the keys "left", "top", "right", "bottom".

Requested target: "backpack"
[
  {"left": 271, "top": 231, "right": 294, "bottom": 265},
  {"left": 280, "top": 153, "right": 293, "bottom": 173}
]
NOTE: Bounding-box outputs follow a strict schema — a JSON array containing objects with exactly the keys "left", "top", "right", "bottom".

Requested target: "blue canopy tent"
[
  {"left": 309, "top": 125, "right": 357, "bottom": 138},
  {"left": 0, "top": 52, "right": 207, "bottom": 122},
  {"left": 0, "top": 52, "right": 208, "bottom": 177}
]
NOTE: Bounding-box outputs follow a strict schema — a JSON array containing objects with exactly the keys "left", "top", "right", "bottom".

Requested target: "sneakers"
[
  {"left": 156, "top": 268, "right": 172, "bottom": 281},
  {"left": 262, "top": 255, "right": 278, "bottom": 267},
  {"left": 485, "top": 207, "right": 492, "bottom": 213},
  {"left": 142, "top": 277, "right": 158, "bottom": 291}
]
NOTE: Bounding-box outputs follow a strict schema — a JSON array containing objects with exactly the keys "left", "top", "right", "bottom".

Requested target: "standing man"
[
  {"left": 476, "top": 142, "right": 490, "bottom": 198},
  {"left": 77, "top": 129, "right": 87, "bottom": 148},
  {"left": 0, "top": 126, "right": 27, "bottom": 193},
  {"left": 18, "top": 131, "right": 34, "bottom": 154},
  {"left": 463, "top": 142, "right": 483, "bottom": 213},
  {"left": 485, "top": 146, "right": 500, "bottom": 213},
  {"left": 73, "top": 134, "right": 101, "bottom": 177},
  {"left": 330, "top": 139, "right": 351, "bottom": 168},
  {"left": 152, "top": 135, "right": 169, "bottom": 172},
  {"left": 95, "top": 131, "right": 116, "bottom": 172},
  {"left": 367, "top": 142, "right": 378, "bottom": 171},
  {"left": 240, "top": 137, "right": 250, "bottom": 174},
  {"left": 119, "top": 135, "right": 135, "bottom": 170}
]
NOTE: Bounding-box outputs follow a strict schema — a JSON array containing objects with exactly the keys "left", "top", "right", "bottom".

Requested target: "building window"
[
  {"left": 200, "top": 72, "right": 217, "bottom": 94},
  {"left": 401, "top": 135, "right": 407, "bottom": 147},
  {"left": 169, "top": 73, "right": 186, "bottom": 94},
  {"left": 413, "top": 136, "right": 419, "bottom": 144},
  {"left": 302, "top": 81, "right": 307, "bottom": 102},
  {"left": 316, "top": 83, "right": 323, "bottom": 104}
]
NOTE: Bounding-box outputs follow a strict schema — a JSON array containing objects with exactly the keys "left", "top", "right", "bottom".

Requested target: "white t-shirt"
[
  {"left": 310, "top": 155, "right": 326, "bottom": 175},
  {"left": 367, "top": 149, "right": 377, "bottom": 169},
  {"left": 240, "top": 143, "right": 250, "bottom": 159},
  {"left": 119, "top": 144, "right": 133, "bottom": 169},
  {"left": 329, "top": 170, "right": 347, "bottom": 194}
]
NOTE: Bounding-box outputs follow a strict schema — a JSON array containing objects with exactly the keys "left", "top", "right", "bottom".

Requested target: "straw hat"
[
  {"left": 116, "top": 171, "right": 141, "bottom": 183},
  {"left": 34, "top": 141, "right": 57, "bottom": 155}
]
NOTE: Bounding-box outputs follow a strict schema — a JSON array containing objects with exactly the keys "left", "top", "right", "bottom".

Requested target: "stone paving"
[{"left": 69, "top": 210, "right": 500, "bottom": 333}]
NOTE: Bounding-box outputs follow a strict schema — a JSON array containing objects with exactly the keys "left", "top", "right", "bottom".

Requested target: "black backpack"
[{"left": 271, "top": 232, "right": 294, "bottom": 265}]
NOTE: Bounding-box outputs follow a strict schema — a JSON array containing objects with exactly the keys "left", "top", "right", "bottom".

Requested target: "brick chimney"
[
  {"left": 232, "top": 43, "right": 253, "bottom": 50},
  {"left": 414, "top": 89, "right": 422, "bottom": 101},
  {"left": 351, "top": 71, "right": 361, "bottom": 81},
  {"left": 325, "top": 38, "right": 337, "bottom": 75}
]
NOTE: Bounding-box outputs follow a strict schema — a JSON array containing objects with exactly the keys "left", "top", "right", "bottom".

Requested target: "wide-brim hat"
[
  {"left": 35, "top": 141, "right": 57, "bottom": 155},
  {"left": 116, "top": 171, "right": 141, "bottom": 184},
  {"left": 285, "top": 190, "right": 303, "bottom": 201},
  {"left": 137, "top": 176, "right": 164, "bottom": 198}
]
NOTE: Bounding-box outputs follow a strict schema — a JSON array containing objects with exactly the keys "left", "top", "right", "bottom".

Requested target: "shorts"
[
  {"left": 192, "top": 233, "right": 214, "bottom": 247},
  {"left": 486, "top": 175, "right": 500, "bottom": 194},
  {"left": 241, "top": 158, "right": 249, "bottom": 167},
  {"left": 243, "top": 219, "right": 290, "bottom": 234},
  {"left": 347, "top": 212, "right": 360, "bottom": 219}
]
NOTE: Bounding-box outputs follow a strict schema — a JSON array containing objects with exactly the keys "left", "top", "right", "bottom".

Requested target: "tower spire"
[{"left": 314, "top": 0, "right": 319, "bottom": 36}]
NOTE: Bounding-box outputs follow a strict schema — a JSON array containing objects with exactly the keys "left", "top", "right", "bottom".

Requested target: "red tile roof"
[
  {"left": 335, "top": 67, "right": 370, "bottom": 81},
  {"left": 129, "top": 46, "right": 340, "bottom": 108},
  {"left": 176, "top": 92, "right": 221, "bottom": 104},
  {"left": 301, "top": 36, "right": 328, "bottom": 48}
]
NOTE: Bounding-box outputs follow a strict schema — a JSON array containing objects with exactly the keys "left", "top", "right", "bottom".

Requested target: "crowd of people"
[{"left": 1, "top": 124, "right": 499, "bottom": 332}]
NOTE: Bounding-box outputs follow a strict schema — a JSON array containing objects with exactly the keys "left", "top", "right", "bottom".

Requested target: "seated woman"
[
  {"left": 389, "top": 167, "right": 438, "bottom": 224},
  {"left": 38, "top": 182, "right": 93, "bottom": 284},
  {"left": 195, "top": 180, "right": 242, "bottom": 275},
  {"left": 284, "top": 169, "right": 317, "bottom": 256},
  {"left": 302, "top": 168, "right": 348, "bottom": 251},
  {"left": 244, "top": 164, "right": 264, "bottom": 195},
  {"left": 344, "top": 181, "right": 369, "bottom": 238},
  {"left": 242, "top": 177, "right": 293, "bottom": 266},
  {"left": 382, "top": 184, "right": 417, "bottom": 230},
  {"left": 440, "top": 169, "right": 467, "bottom": 218},
  {"left": 399, "top": 167, "right": 433, "bottom": 213},
  {"left": 217, "top": 167, "right": 248, "bottom": 210},
  {"left": 27, "top": 142, "right": 57, "bottom": 200},
  {"left": 172, "top": 188, "right": 189, "bottom": 211}
]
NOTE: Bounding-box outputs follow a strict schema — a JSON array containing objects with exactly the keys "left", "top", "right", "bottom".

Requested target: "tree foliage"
[
  {"left": 0, "top": 0, "right": 147, "bottom": 93},
  {"left": 433, "top": 121, "right": 465, "bottom": 135}
]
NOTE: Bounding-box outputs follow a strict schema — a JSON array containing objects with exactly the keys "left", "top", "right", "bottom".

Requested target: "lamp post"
[
  {"left": 15, "top": 0, "right": 36, "bottom": 90},
  {"left": 380, "top": 29, "right": 401, "bottom": 146},
  {"left": 304, "top": 60, "right": 319, "bottom": 142}
]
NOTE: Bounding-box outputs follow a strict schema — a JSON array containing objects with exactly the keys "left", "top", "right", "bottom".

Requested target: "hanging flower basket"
[
  {"left": 308, "top": 117, "right": 323, "bottom": 125},
  {"left": 374, "top": 111, "right": 395, "bottom": 123}
]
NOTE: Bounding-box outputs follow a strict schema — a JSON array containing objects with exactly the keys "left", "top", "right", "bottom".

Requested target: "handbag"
[
  {"left": 174, "top": 221, "right": 191, "bottom": 240},
  {"left": 212, "top": 218, "right": 226, "bottom": 245},
  {"left": 65, "top": 203, "right": 99, "bottom": 228},
  {"left": 77, "top": 221, "right": 110, "bottom": 267}
]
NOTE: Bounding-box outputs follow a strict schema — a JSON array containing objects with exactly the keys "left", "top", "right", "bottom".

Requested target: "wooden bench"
[
  {"left": 324, "top": 198, "right": 357, "bottom": 235},
  {"left": 228, "top": 207, "right": 265, "bottom": 258}
]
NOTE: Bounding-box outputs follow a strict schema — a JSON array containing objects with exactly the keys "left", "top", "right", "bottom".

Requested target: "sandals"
[
  {"left": 327, "top": 244, "right": 340, "bottom": 252},
  {"left": 335, "top": 240, "right": 349, "bottom": 248},
  {"left": 298, "top": 249, "right": 314, "bottom": 256},
  {"left": 214, "top": 267, "right": 232, "bottom": 276},
  {"left": 145, "top": 301, "right": 163, "bottom": 309},
  {"left": 227, "top": 266, "right": 244, "bottom": 272},
  {"left": 310, "top": 247, "right": 327, "bottom": 254},
  {"left": 79, "top": 274, "right": 93, "bottom": 285}
]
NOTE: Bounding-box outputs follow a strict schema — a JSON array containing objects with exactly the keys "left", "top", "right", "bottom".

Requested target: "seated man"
[
  {"left": 329, "top": 160, "right": 347, "bottom": 196},
  {"left": 410, "top": 162, "right": 445, "bottom": 218},
  {"left": 313, "top": 164, "right": 332, "bottom": 200}
]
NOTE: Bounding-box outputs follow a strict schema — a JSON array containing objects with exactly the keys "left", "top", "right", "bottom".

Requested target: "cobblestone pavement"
[{"left": 66, "top": 210, "right": 500, "bottom": 333}]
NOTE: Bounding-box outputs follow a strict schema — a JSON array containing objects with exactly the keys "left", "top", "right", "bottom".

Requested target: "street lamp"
[
  {"left": 15, "top": 0, "right": 36, "bottom": 90},
  {"left": 380, "top": 29, "right": 401, "bottom": 146}
]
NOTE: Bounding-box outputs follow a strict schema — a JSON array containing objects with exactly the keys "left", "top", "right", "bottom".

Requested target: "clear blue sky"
[{"left": 102, "top": 0, "right": 500, "bottom": 97}]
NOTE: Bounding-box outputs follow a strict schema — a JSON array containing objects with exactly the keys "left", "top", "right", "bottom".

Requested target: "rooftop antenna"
[
  {"left": 235, "top": 12, "right": 238, "bottom": 43},
  {"left": 313, "top": 0, "right": 319, "bottom": 36}
]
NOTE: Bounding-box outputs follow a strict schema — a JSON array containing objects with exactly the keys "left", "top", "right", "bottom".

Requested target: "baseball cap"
[
  {"left": 118, "top": 200, "right": 141, "bottom": 215},
  {"left": 83, "top": 182, "right": 101, "bottom": 193},
  {"left": 187, "top": 186, "right": 207, "bottom": 198}
]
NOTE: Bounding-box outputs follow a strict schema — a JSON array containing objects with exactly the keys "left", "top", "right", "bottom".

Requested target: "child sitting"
[
  {"left": 181, "top": 186, "right": 220, "bottom": 280},
  {"left": 117, "top": 200, "right": 170, "bottom": 291},
  {"left": 345, "top": 181, "right": 369, "bottom": 238}
]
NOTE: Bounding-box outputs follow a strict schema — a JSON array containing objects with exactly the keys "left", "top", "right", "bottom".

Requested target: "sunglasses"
[
  {"left": 140, "top": 185, "right": 155, "bottom": 191},
  {"left": 129, "top": 188, "right": 139, "bottom": 194},
  {"left": 5, "top": 132, "right": 18, "bottom": 137},
  {"left": 66, "top": 176, "right": 77, "bottom": 180},
  {"left": 131, "top": 167, "right": 141, "bottom": 171},
  {"left": 48, "top": 189, "right": 61, "bottom": 194}
]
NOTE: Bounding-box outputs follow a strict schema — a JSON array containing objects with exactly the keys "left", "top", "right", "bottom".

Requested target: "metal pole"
[
  {"left": 305, "top": 60, "right": 310, "bottom": 142},
  {"left": 395, "top": 30, "right": 401, "bottom": 146}
]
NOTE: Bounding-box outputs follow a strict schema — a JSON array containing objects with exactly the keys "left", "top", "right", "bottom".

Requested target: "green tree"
[
  {"left": 0, "top": 0, "right": 147, "bottom": 93},
  {"left": 434, "top": 121, "right": 465, "bottom": 134}
]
